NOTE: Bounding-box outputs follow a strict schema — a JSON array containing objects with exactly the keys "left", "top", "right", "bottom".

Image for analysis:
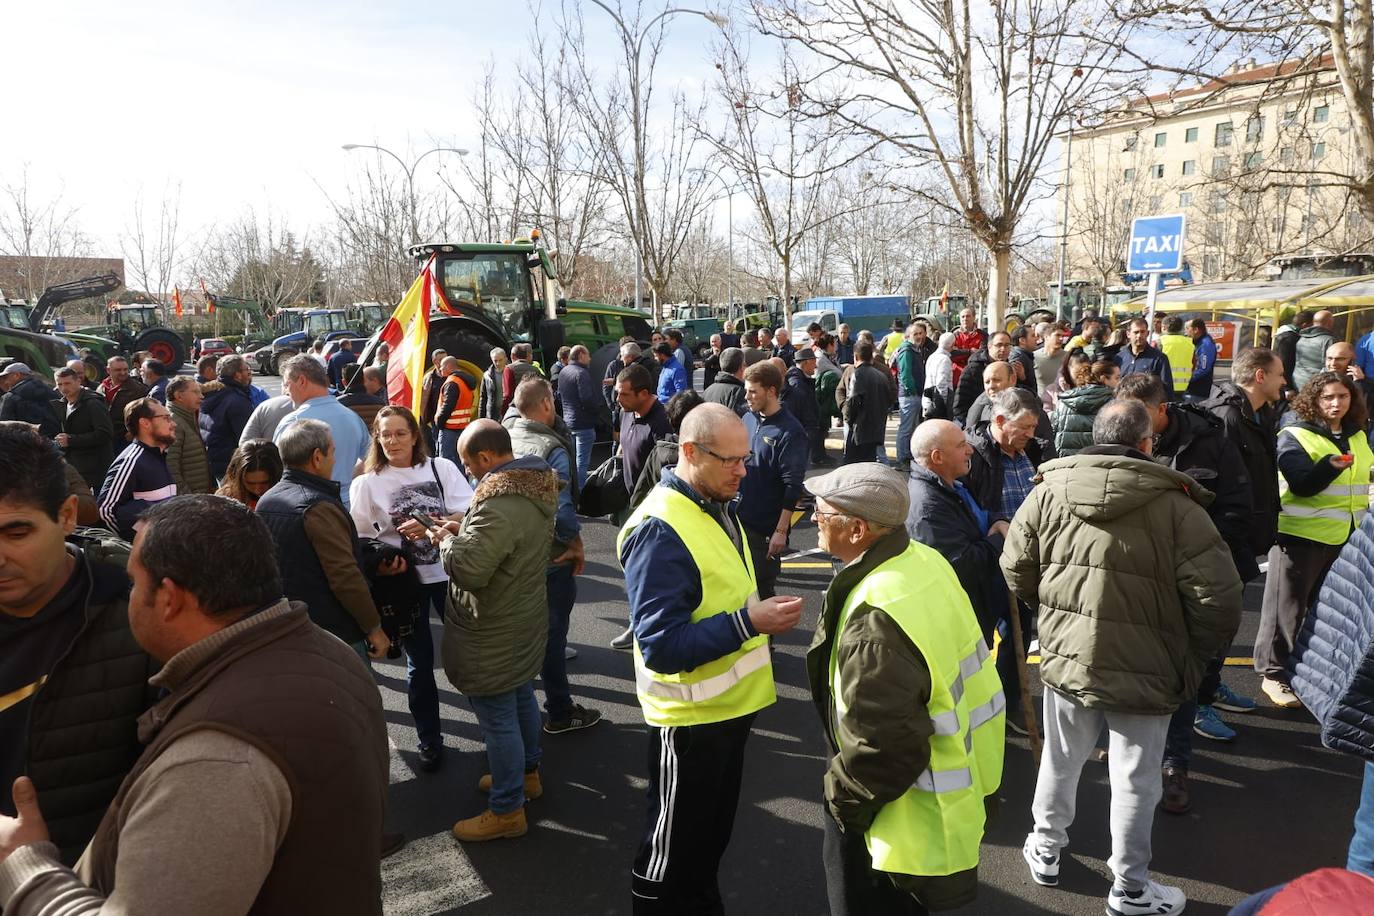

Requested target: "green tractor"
[
  {"left": 8, "top": 274, "right": 125, "bottom": 381},
  {"left": 70, "top": 303, "right": 188, "bottom": 373}
]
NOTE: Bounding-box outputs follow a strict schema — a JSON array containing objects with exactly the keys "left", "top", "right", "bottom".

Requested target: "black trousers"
[
  {"left": 822, "top": 815, "right": 929, "bottom": 916},
  {"left": 632, "top": 714, "right": 756, "bottom": 915},
  {"left": 742, "top": 526, "right": 781, "bottom": 600},
  {"left": 842, "top": 434, "right": 877, "bottom": 465},
  {"left": 1256, "top": 535, "right": 1344, "bottom": 678}
]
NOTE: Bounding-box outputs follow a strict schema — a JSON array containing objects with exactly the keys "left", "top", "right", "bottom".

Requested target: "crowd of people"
[{"left": 3, "top": 305, "right": 1374, "bottom": 916}]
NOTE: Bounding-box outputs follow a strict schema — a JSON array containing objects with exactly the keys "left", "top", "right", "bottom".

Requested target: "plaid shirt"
[{"left": 1000, "top": 451, "right": 1037, "bottom": 518}]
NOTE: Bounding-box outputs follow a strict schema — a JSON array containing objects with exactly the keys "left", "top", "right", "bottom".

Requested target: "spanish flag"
[
  {"left": 173, "top": 287, "right": 183, "bottom": 318},
  {"left": 379, "top": 255, "right": 448, "bottom": 417}
]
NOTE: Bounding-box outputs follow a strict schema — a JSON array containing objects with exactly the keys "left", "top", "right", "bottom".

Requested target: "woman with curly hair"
[
  {"left": 1050, "top": 358, "right": 1121, "bottom": 456},
  {"left": 215, "top": 438, "right": 283, "bottom": 510},
  {"left": 1257, "top": 370, "right": 1374, "bottom": 708}
]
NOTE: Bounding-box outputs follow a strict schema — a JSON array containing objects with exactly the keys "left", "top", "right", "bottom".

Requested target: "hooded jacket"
[
  {"left": 439, "top": 454, "right": 558, "bottom": 696},
  {"left": 1201, "top": 381, "right": 1280, "bottom": 557},
  {"left": 1153, "top": 402, "right": 1257, "bottom": 581},
  {"left": 1, "top": 376, "right": 61, "bottom": 437},
  {"left": 1294, "top": 324, "right": 1339, "bottom": 390},
  {"left": 166, "top": 402, "right": 213, "bottom": 495},
  {"left": 1049, "top": 383, "right": 1113, "bottom": 457},
  {"left": 201, "top": 376, "right": 255, "bottom": 478},
  {"left": 1000, "top": 448, "right": 1242, "bottom": 713},
  {"left": 952, "top": 348, "right": 993, "bottom": 422}
]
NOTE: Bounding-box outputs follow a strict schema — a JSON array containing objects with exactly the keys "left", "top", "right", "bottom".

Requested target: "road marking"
[
  {"left": 382, "top": 831, "right": 490, "bottom": 914},
  {"left": 780, "top": 547, "right": 825, "bottom": 561},
  {"left": 782, "top": 562, "right": 834, "bottom": 569},
  {"left": 1022, "top": 655, "right": 1256, "bottom": 667}
]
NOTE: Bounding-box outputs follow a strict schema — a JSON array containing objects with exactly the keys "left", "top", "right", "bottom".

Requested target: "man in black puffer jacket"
[
  {"left": 953, "top": 331, "right": 1014, "bottom": 425},
  {"left": 1291, "top": 511, "right": 1374, "bottom": 876},
  {"left": 1117, "top": 371, "right": 1257, "bottom": 814},
  {"left": 0, "top": 425, "right": 157, "bottom": 865},
  {"left": 0, "top": 363, "right": 61, "bottom": 438}
]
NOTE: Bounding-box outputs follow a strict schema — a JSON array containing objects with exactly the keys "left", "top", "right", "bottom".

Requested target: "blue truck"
[{"left": 790, "top": 295, "right": 912, "bottom": 339}]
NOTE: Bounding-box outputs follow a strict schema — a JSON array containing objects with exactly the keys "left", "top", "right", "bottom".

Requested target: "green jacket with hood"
[
  {"left": 999, "top": 447, "right": 1242, "bottom": 714},
  {"left": 440, "top": 454, "right": 558, "bottom": 696}
]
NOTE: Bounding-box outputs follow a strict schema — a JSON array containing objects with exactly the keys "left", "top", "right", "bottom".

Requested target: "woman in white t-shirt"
[{"left": 350, "top": 405, "right": 473, "bottom": 772}]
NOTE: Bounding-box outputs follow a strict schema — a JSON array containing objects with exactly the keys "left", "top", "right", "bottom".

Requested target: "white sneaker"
[
  {"left": 1261, "top": 677, "right": 1302, "bottom": 709},
  {"left": 1022, "top": 837, "right": 1059, "bottom": 887},
  {"left": 1106, "top": 880, "right": 1186, "bottom": 916}
]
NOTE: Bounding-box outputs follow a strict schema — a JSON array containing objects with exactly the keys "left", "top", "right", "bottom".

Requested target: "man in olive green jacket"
[
  {"left": 435, "top": 419, "right": 557, "bottom": 844},
  {"left": 165, "top": 378, "right": 214, "bottom": 494},
  {"left": 1000, "top": 399, "right": 1240, "bottom": 916}
]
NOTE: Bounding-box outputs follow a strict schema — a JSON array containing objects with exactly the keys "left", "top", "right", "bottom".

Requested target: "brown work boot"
[
  {"left": 1161, "top": 766, "right": 1192, "bottom": 815},
  {"left": 452, "top": 807, "right": 528, "bottom": 842},
  {"left": 476, "top": 770, "right": 543, "bottom": 800}
]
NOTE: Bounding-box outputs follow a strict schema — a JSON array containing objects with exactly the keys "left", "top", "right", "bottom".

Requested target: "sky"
[{"left": 1, "top": 0, "right": 728, "bottom": 264}]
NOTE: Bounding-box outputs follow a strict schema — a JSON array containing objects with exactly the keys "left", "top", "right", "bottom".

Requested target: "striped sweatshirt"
[{"left": 97, "top": 441, "right": 177, "bottom": 539}]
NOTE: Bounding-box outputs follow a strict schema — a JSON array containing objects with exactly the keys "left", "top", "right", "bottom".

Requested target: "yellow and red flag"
[
  {"left": 173, "top": 286, "right": 183, "bottom": 318},
  {"left": 379, "top": 255, "right": 448, "bottom": 417},
  {"left": 200, "top": 279, "right": 214, "bottom": 314},
  {"left": 939, "top": 281, "right": 950, "bottom": 313}
]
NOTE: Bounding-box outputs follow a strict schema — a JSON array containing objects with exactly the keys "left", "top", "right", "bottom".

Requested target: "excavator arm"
[{"left": 28, "top": 274, "right": 123, "bottom": 331}]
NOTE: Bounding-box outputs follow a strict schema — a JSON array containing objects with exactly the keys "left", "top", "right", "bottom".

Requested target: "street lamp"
[
  {"left": 585, "top": 1, "right": 728, "bottom": 318},
  {"left": 692, "top": 167, "right": 745, "bottom": 314},
  {"left": 341, "top": 143, "right": 470, "bottom": 243}
]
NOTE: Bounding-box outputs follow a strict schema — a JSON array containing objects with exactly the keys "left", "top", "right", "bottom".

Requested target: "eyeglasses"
[
  {"left": 695, "top": 444, "right": 753, "bottom": 468},
  {"left": 812, "top": 509, "right": 852, "bottom": 522}
]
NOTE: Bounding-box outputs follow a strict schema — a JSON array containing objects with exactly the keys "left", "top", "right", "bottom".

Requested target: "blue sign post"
[{"left": 1126, "top": 214, "right": 1187, "bottom": 327}]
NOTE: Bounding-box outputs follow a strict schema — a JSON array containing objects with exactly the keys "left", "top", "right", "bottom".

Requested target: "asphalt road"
[{"left": 246, "top": 367, "right": 1364, "bottom": 915}]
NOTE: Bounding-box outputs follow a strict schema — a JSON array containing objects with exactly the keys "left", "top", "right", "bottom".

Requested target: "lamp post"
[
  {"left": 1056, "top": 125, "right": 1074, "bottom": 323},
  {"left": 341, "top": 143, "right": 470, "bottom": 244},
  {"left": 586, "top": 1, "right": 727, "bottom": 318}
]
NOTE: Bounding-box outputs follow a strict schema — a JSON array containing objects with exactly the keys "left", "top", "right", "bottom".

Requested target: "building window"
[
  {"left": 1211, "top": 155, "right": 1230, "bottom": 174},
  {"left": 1151, "top": 163, "right": 1165, "bottom": 179},
  {"left": 1314, "top": 104, "right": 1330, "bottom": 123},
  {"left": 1203, "top": 253, "right": 1219, "bottom": 276},
  {"left": 1123, "top": 167, "right": 1136, "bottom": 182},
  {"left": 1271, "top": 217, "right": 1284, "bottom": 234},
  {"left": 1352, "top": 210, "right": 1365, "bottom": 229},
  {"left": 1179, "top": 191, "right": 1194, "bottom": 207},
  {"left": 1283, "top": 109, "right": 1298, "bottom": 125},
  {"left": 1181, "top": 160, "right": 1196, "bottom": 176},
  {"left": 1121, "top": 198, "right": 1134, "bottom": 216},
  {"left": 1185, "top": 127, "right": 1199, "bottom": 142},
  {"left": 1245, "top": 151, "right": 1263, "bottom": 169},
  {"left": 1246, "top": 116, "right": 1264, "bottom": 142},
  {"left": 1215, "top": 122, "right": 1234, "bottom": 146},
  {"left": 1154, "top": 131, "right": 1167, "bottom": 148},
  {"left": 1280, "top": 146, "right": 1295, "bottom": 164},
  {"left": 1124, "top": 135, "right": 1139, "bottom": 151},
  {"left": 1209, "top": 192, "right": 1227, "bottom": 214},
  {"left": 1313, "top": 141, "right": 1328, "bottom": 160},
  {"left": 1149, "top": 195, "right": 1163, "bottom": 210}
]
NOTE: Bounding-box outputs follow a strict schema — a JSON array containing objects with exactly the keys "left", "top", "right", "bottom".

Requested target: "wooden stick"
[{"left": 1007, "top": 591, "right": 1043, "bottom": 766}]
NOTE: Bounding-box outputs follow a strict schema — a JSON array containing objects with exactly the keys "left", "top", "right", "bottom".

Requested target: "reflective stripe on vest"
[
  {"left": 1159, "top": 335, "right": 1193, "bottom": 392},
  {"left": 442, "top": 374, "right": 475, "bottom": 430},
  {"left": 617, "top": 486, "right": 775, "bottom": 727},
  {"left": 1278, "top": 426, "right": 1374, "bottom": 545},
  {"left": 829, "top": 540, "right": 1005, "bottom": 877}
]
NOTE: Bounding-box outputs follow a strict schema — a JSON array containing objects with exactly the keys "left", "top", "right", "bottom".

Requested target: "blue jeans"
[
  {"left": 542, "top": 563, "right": 577, "bottom": 718},
  {"left": 1349, "top": 762, "right": 1374, "bottom": 875},
  {"left": 896, "top": 394, "right": 920, "bottom": 463},
  {"left": 437, "top": 428, "right": 460, "bottom": 465},
  {"left": 468, "top": 682, "right": 543, "bottom": 814},
  {"left": 570, "top": 426, "right": 595, "bottom": 491},
  {"left": 402, "top": 582, "right": 448, "bottom": 750}
]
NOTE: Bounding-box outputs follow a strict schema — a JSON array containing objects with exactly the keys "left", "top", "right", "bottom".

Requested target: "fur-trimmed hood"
[{"left": 471, "top": 453, "right": 559, "bottom": 515}]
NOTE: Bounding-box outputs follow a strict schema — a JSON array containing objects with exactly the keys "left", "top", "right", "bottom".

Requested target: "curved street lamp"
[{"left": 341, "top": 143, "right": 470, "bottom": 243}]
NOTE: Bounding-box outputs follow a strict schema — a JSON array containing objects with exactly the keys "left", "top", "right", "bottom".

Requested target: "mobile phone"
[{"left": 408, "top": 511, "right": 440, "bottom": 529}]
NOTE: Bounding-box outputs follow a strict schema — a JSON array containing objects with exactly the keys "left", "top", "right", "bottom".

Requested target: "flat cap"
[
  {"left": 1, "top": 362, "right": 31, "bottom": 376},
  {"left": 795, "top": 348, "right": 817, "bottom": 362},
  {"left": 805, "top": 463, "right": 909, "bottom": 528}
]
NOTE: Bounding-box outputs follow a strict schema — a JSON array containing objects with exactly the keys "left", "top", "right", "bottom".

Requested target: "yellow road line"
[
  {"left": 1023, "top": 655, "right": 1256, "bottom": 667},
  {"left": 782, "top": 562, "right": 835, "bottom": 569}
]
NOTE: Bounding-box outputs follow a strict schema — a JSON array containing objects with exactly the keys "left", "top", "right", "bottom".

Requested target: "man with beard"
[{"left": 96, "top": 399, "right": 178, "bottom": 540}]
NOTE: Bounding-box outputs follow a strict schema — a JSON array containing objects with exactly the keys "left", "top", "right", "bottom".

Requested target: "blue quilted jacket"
[{"left": 1291, "top": 512, "right": 1374, "bottom": 763}]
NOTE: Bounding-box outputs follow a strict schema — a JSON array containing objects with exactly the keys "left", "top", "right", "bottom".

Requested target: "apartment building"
[{"left": 1060, "top": 57, "right": 1359, "bottom": 286}]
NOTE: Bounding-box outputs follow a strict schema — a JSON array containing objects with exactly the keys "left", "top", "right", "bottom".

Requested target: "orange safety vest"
[{"left": 441, "top": 373, "right": 475, "bottom": 431}]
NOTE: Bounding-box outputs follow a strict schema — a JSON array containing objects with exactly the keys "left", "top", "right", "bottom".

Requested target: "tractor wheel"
[
  {"left": 273, "top": 351, "right": 292, "bottom": 377},
  {"left": 135, "top": 329, "right": 187, "bottom": 373},
  {"left": 82, "top": 353, "right": 107, "bottom": 384}
]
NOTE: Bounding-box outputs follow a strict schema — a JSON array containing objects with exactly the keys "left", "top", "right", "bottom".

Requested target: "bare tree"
[
  {"left": 562, "top": 1, "right": 717, "bottom": 320},
  {"left": 122, "top": 184, "right": 183, "bottom": 316},
  {"left": 0, "top": 167, "right": 93, "bottom": 300},
  {"left": 194, "top": 209, "right": 324, "bottom": 314},
  {"left": 759, "top": 0, "right": 1136, "bottom": 328},
  {"left": 321, "top": 164, "right": 415, "bottom": 304}
]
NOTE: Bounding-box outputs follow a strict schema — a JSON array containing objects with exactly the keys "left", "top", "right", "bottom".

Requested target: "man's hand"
[
  {"left": 988, "top": 520, "right": 1011, "bottom": 539},
  {"left": 55, "top": 433, "right": 71, "bottom": 448},
  {"left": 748, "top": 595, "right": 803, "bottom": 635},
  {"left": 396, "top": 518, "right": 427, "bottom": 540},
  {"left": 0, "top": 777, "right": 50, "bottom": 865},
  {"left": 1330, "top": 453, "right": 1355, "bottom": 470},
  {"left": 767, "top": 527, "right": 789, "bottom": 558},
  {"left": 377, "top": 556, "right": 407, "bottom": 576},
  {"left": 428, "top": 519, "right": 462, "bottom": 545},
  {"left": 552, "top": 535, "right": 586, "bottom": 576},
  {"left": 365, "top": 626, "right": 392, "bottom": 659},
  {"left": 1350, "top": 365, "right": 1367, "bottom": 381}
]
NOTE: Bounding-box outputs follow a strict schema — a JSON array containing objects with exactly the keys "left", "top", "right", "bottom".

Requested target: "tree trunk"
[{"left": 986, "top": 248, "right": 1010, "bottom": 332}]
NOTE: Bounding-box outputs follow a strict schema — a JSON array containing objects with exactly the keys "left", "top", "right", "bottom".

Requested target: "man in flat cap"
[{"left": 805, "top": 463, "right": 1005, "bottom": 915}]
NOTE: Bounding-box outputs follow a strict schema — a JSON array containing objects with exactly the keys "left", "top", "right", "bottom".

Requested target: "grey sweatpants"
[{"left": 1027, "top": 689, "right": 1170, "bottom": 893}]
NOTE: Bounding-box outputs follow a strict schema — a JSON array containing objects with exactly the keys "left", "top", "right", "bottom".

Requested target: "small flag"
[
  {"left": 173, "top": 287, "right": 183, "bottom": 318},
  {"left": 939, "top": 281, "right": 950, "bottom": 313},
  {"left": 200, "top": 279, "right": 214, "bottom": 314}
]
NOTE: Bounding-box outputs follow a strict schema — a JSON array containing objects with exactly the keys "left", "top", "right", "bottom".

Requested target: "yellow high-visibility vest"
[
  {"left": 1159, "top": 334, "right": 1194, "bottom": 393},
  {"left": 1278, "top": 425, "right": 1374, "bottom": 545}
]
